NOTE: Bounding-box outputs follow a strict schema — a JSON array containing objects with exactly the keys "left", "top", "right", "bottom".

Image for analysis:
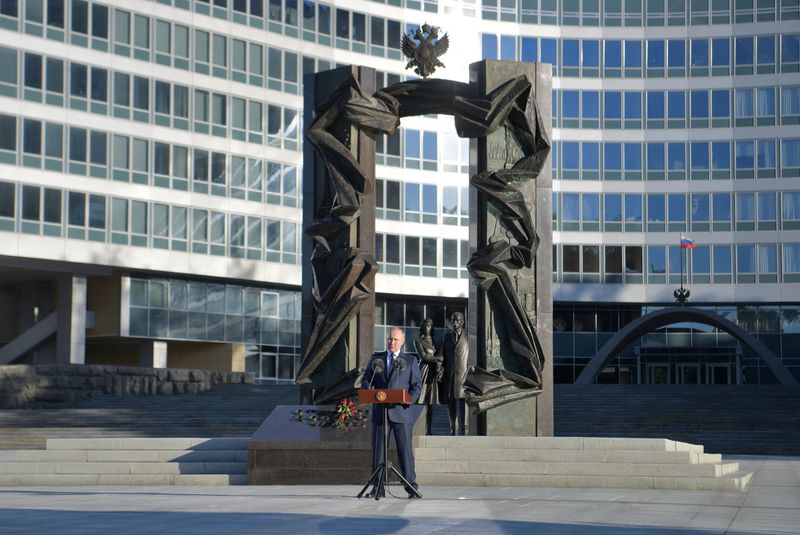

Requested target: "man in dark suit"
[
  {"left": 441, "top": 311, "right": 469, "bottom": 435},
  {"left": 361, "top": 327, "right": 422, "bottom": 498}
]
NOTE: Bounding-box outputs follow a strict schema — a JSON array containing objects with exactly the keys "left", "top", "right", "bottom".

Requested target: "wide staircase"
[
  {"left": 0, "top": 437, "right": 248, "bottom": 486},
  {"left": 0, "top": 384, "right": 298, "bottom": 450},
  {"left": 0, "top": 383, "right": 789, "bottom": 487},
  {"left": 416, "top": 436, "right": 752, "bottom": 491},
  {"left": 0, "top": 384, "right": 299, "bottom": 486},
  {"left": 555, "top": 384, "right": 800, "bottom": 455}
]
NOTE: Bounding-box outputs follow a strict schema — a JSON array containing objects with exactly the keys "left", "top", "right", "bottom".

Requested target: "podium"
[
  {"left": 358, "top": 388, "right": 413, "bottom": 405},
  {"left": 357, "top": 388, "right": 422, "bottom": 500}
]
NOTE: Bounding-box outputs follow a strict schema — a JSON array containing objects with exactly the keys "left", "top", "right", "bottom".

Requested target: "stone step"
[
  {"left": 0, "top": 461, "right": 247, "bottom": 476},
  {"left": 416, "top": 459, "right": 740, "bottom": 478},
  {"left": 0, "top": 473, "right": 248, "bottom": 486},
  {"left": 415, "top": 447, "right": 721, "bottom": 465},
  {"left": 417, "top": 470, "right": 752, "bottom": 492},
  {"left": 14, "top": 449, "right": 247, "bottom": 463},
  {"left": 46, "top": 437, "right": 249, "bottom": 451},
  {"left": 413, "top": 434, "right": 747, "bottom": 491},
  {"left": 417, "top": 436, "right": 704, "bottom": 453}
]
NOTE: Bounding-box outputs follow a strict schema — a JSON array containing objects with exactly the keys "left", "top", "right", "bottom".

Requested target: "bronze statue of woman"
[{"left": 413, "top": 318, "right": 442, "bottom": 435}]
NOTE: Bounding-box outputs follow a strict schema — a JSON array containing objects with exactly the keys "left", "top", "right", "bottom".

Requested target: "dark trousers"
[
  {"left": 371, "top": 420, "right": 417, "bottom": 489},
  {"left": 448, "top": 398, "right": 466, "bottom": 435}
]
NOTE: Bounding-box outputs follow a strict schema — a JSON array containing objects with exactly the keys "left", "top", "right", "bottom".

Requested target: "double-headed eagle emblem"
[{"left": 401, "top": 23, "right": 449, "bottom": 78}]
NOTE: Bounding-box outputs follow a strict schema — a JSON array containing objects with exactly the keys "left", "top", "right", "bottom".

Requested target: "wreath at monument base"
[{"left": 290, "top": 401, "right": 369, "bottom": 431}]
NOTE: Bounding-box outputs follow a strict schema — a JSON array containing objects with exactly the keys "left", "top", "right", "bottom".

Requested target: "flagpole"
[{"left": 680, "top": 235, "right": 684, "bottom": 295}]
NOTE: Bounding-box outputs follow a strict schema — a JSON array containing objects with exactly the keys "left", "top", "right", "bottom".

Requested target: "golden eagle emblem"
[{"left": 401, "top": 23, "right": 449, "bottom": 78}]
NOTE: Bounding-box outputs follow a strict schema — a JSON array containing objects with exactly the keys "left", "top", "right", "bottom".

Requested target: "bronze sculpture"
[
  {"left": 440, "top": 312, "right": 469, "bottom": 435},
  {"left": 413, "top": 318, "right": 442, "bottom": 435},
  {"left": 299, "top": 28, "right": 550, "bottom": 417}
]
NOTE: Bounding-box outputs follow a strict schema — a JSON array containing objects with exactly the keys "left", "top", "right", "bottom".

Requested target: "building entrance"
[
  {"left": 676, "top": 363, "right": 702, "bottom": 384},
  {"left": 637, "top": 347, "right": 740, "bottom": 385}
]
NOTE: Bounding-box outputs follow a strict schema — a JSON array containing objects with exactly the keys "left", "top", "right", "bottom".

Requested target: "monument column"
[
  {"left": 468, "top": 60, "right": 553, "bottom": 437},
  {"left": 300, "top": 66, "right": 377, "bottom": 403}
]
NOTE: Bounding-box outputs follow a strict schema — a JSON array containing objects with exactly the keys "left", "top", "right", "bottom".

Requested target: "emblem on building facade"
[{"left": 401, "top": 23, "right": 449, "bottom": 78}]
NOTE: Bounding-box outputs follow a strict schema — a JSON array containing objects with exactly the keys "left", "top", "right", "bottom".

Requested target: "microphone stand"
[{"left": 358, "top": 358, "right": 422, "bottom": 500}]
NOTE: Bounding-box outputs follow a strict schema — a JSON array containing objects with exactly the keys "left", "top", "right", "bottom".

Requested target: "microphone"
[
  {"left": 368, "top": 358, "right": 385, "bottom": 389},
  {"left": 394, "top": 358, "right": 406, "bottom": 373}
]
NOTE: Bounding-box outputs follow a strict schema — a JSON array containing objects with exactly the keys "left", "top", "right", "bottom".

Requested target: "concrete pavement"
[{"left": 0, "top": 455, "right": 797, "bottom": 534}]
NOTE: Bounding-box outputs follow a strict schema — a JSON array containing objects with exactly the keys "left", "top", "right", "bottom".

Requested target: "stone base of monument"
[
  {"left": 249, "top": 405, "right": 405, "bottom": 485},
  {"left": 249, "top": 407, "right": 752, "bottom": 491},
  {"left": 415, "top": 436, "right": 753, "bottom": 492}
]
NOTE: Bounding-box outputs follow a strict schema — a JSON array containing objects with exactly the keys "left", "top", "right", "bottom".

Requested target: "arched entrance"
[{"left": 575, "top": 306, "right": 798, "bottom": 386}]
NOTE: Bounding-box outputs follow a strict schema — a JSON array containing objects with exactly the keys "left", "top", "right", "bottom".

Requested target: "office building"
[{"left": 0, "top": 0, "right": 798, "bottom": 386}]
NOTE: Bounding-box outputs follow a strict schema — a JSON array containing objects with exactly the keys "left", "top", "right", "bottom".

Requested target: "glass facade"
[
  {"left": 1, "top": 0, "right": 798, "bottom": 385},
  {"left": 478, "top": 2, "right": 800, "bottom": 385},
  {"left": 129, "top": 277, "right": 301, "bottom": 383}
]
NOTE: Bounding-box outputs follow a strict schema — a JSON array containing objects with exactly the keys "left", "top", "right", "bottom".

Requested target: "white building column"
[
  {"left": 56, "top": 274, "right": 87, "bottom": 365},
  {"left": 139, "top": 340, "right": 168, "bottom": 368}
]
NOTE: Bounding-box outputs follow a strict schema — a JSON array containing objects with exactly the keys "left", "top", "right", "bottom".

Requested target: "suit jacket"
[
  {"left": 440, "top": 330, "right": 469, "bottom": 399},
  {"left": 361, "top": 351, "right": 421, "bottom": 424}
]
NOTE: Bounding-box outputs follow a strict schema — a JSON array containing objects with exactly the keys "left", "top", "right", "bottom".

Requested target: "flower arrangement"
[{"left": 334, "top": 398, "right": 357, "bottom": 429}]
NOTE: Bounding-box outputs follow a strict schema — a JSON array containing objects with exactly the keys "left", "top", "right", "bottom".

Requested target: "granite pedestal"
[{"left": 248, "top": 405, "right": 400, "bottom": 485}]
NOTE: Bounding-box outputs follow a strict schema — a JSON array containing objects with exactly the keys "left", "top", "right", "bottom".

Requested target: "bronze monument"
[{"left": 299, "top": 25, "right": 553, "bottom": 435}]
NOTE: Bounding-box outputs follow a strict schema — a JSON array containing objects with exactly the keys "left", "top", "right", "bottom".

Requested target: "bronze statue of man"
[{"left": 440, "top": 311, "right": 468, "bottom": 435}]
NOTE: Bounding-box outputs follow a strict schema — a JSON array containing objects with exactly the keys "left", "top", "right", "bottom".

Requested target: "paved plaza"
[{"left": 0, "top": 456, "right": 797, "bottom": 534}]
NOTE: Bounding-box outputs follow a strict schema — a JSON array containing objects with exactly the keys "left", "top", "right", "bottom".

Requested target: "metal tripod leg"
[
  {"left": 357, "top": 404, "right": 422, "bottom": 500},
  {"left": 357, "top": 464, "right": 385, "bottom": 499}
]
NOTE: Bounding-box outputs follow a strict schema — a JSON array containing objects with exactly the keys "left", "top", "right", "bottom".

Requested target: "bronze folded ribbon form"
[{"left": 299, "top": 72, "right": 550, "bottom": 412}]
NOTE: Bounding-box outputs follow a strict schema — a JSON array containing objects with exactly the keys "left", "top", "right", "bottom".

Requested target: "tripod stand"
[{"left": 357, "top": 389, "right": 423, "bottom": 500}]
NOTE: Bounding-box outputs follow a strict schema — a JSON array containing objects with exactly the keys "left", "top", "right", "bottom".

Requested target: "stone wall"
[{"left": 0, "top": 364, "right": 255, "bottom": 409}]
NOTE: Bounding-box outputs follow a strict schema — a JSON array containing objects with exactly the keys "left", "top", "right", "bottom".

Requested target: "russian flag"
[{"left": 680, "top": 236, "right": 697, "bottom": 249}]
